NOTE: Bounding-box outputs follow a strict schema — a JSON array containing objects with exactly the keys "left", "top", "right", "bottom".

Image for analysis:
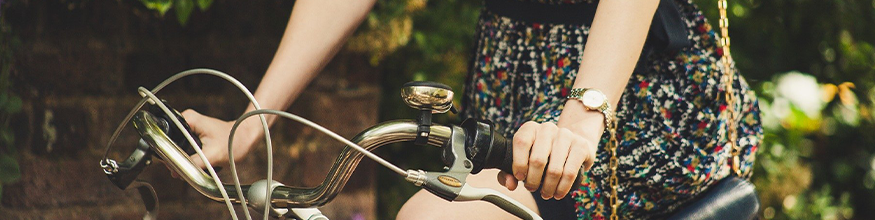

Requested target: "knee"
[{"left": 396, "top": 190, "right": 439, "bottom": 220}]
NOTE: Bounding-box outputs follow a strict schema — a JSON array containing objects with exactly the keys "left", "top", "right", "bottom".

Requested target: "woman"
[{"left": 182, "top": 0, "right": 763, "bottom": 219}]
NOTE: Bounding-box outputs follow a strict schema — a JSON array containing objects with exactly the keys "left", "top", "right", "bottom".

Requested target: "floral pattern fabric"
[{"left": 460, "top": 0, "right": 764, "bottom": 219}]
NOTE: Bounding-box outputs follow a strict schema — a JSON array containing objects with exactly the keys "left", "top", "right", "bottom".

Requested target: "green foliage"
[
  {"left": 695, "top": 0, "right": 875, "bottom": 219},
  {"left": 196, "top": 0, "right": 213, "bottom": 11},
  {"left": 174, "top": 0, "right": 194, "bottom": 25},
  {"left": 697, "top": 0, "right": 875, "bottom": 84},
  {"left": 0, "top": 0, "right": 22, "bottom": 201},
  {"left": 750, "top": 70, "right": 875, "bottom": 219},
  {"left": 0, "top": 154, "right": 20, "bottom": 183},
  {"left": 138, "top": 0, "right": 213, "bottom": 25}
]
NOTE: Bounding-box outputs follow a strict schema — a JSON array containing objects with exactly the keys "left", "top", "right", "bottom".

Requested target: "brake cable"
[
  {"left": 101, "top": 69, "right": 274, "bottom": 220},
  {"left": 227, "top": 109, "right": 414, "bottom": 215}
]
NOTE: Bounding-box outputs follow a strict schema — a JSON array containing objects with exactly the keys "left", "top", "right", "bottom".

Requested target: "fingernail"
[{"left": 515, "top": 172, "right": 525, "bottom": 180}]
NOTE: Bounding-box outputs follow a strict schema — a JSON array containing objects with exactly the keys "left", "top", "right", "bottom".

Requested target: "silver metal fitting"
[
  {"left": 247, "top": 179, "right": 289, "bottom": 217},
  {"left": 137, "top": 89, "right": 157, "bottom": 105},
  {"left": 405, "top": 169, "right": 427, "bottom": 186},
  {"left": 291, "top": 208, "right": 329, "bottom": 220},
  {"left": 101, "top": 159, "right": 119, "bottom": 175}
]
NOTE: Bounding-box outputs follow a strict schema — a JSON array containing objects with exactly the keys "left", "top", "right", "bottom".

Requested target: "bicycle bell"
[
  {"left": 400, "top": 81, "right": 455, "bottom": 114},
  {"left": 401, "top": 81, "right": 456, "bottom": 146}
]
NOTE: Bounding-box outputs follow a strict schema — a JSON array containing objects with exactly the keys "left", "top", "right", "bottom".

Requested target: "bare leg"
[{"left": 396, "top": 169, "right": 539, "bottom": 220}]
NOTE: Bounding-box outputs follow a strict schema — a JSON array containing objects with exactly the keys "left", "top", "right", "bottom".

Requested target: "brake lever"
[
  {"left": 102, "top": 139, "right": 154, "bottom": 190},
  {"left": 408, "top": 125, "right": 542, "bottom": 220},
  {"left": 130, "top": 180, "right": 160, "bottom": 220},
  {"left": 457, "top": 184, "right": 540, "bottom": 220}
]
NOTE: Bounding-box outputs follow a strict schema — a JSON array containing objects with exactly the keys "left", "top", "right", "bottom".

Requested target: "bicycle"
[{"left": 99, "top": 69, "right": 550, "bottom": 220}]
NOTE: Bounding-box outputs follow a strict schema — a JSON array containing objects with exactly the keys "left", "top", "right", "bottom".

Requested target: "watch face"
[{"left": 582, "top": 90, "right": 605, "bottom": 108}]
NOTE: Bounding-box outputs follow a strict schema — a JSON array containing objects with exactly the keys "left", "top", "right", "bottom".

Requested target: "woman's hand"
[
  {"left": 496, "top": 101, "right": 605, "bottom": 200},
  {"left": 181, "top": 109, "right": 263, "bottom": 169}
]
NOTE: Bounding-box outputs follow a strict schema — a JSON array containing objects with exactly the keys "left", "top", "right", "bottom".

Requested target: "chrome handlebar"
[
  {"left": 133, "top": 110, "right": 452, "bottom": 207},
  {"left": 111, "top": 78, "right": 542, "bottom": 220}
]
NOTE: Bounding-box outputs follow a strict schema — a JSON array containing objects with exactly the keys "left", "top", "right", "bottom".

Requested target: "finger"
[
  {"left": 513, "top": 121, "right": 539, "bottom": 180},
  {"left": 189, "top": 149, "right": 207, "bottom": 169},
  {"left": 164, "top": 162, "right": 180, "bottom": 179},
  {"left": 581, "top": 138, "right": 597, "bottom": 172},
  {"left": 497, "top": 171, "right": 518, "bottom": 191},
  {"left": 184, "top": 110, "right": 229, "bottom": 138},
  {"left": 182, "top": 109, "right": 223, "bottom": 168},
  {"left": 541, "top": 128, "right": 573, "bottom": 200},
  {"left": 505, "top": 174, "right": 518, "bottom": 191},
  {"left": 189, "top": 142, "right": 225, "bottom": 169},
  {"left": 180, "top": 109, "right": 206, "bottom": 135},
  {"left": 525, "top": 122, "right": 557, "bottom": 191},
  {"left": 555, "top": 136, "right": 588, "bottom": 199}
]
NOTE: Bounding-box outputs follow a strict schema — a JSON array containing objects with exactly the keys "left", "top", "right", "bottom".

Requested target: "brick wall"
[{"left": 1, "top": 1, "right": 382, "bottom": 219}]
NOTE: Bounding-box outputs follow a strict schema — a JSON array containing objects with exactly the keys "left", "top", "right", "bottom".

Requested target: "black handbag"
[
  {"left": 667, "top": 1, "right": 760, "bottom": 219},
  {"left": 667, "top": 177, "right": 760, "bottom": 220}
]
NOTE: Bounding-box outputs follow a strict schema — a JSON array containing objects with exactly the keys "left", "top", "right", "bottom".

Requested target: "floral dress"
[{"left": 459, "top": 0, "right": 764, "bottom": 219}]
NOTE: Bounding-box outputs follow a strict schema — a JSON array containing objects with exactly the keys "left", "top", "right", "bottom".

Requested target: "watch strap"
[{"left": 567, "top": 87, "right": 616, "bottom": 132}]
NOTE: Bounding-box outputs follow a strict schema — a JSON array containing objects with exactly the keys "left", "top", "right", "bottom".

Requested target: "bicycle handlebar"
[
  {"left": 133, "top": 110, "right": 452, "bottom": 207},
  {"left": 99, "top": 72, "right": 544, "bottom": 219},
  {"left": 130, "top": 105, "right": 555, "bottom": 219}
]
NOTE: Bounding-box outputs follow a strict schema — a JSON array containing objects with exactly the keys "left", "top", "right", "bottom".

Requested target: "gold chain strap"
[
  {"left": 717, "top": 0, "right": 743, "bottom": 176},
  {"left": 603, "top": 1, "right": 739, "bottom": 219},
  {"left": 606, "top": 118, "right": 620, "bottom": 220}
]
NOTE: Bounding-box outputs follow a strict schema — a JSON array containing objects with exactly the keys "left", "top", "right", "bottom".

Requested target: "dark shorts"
[{"left": 531, "top": 191, "right": 576, "bottom": 220}]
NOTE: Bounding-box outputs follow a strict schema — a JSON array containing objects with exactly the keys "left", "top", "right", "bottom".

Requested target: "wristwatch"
[{"left": 567, "top": 88, "right": 614, "bottom": 126}]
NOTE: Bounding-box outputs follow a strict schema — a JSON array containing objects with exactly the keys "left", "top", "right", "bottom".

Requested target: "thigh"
[{"left": 396, "top": 169, "right": 539, "bottom": 220}]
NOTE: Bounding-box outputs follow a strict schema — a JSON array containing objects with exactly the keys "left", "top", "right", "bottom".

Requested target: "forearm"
[
  {"left": 559, "top": 1, "right": 659, "bottom": 134},
  {"left": 245, "top": 0, "right": 376, "bottom": 127}
]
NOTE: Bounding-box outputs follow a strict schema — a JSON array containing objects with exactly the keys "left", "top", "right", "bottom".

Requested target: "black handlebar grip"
[
  {"left": 463, "top": 118, "right": 515, "bottom": 174},
  {"left": 148, "top": 102, "right": 202, "bottom": 156},
  {"left": 487, "top": 133, "right": 515, "bottom": 175},
  {"left": 148, "top": 103, "right": 220, "bottom": 172},
  {"left": 489, "top": 130, "right": 584, "bottom": 191},
  {"left": 463, "top": 118, "right": 583, "bottom": 190}
]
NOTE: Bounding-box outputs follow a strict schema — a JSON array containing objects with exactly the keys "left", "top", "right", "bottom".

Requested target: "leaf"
[
  {"left": 5, "top": 95, "right": 21, "bottom": 114},
  {"left": 837, "top": 82, "right": 857, "bottom": 107},
  {"left": 1, "top": 130, "right": 12, "bottom": 146},
  {"left": 175, "top": 0, "right": 195, "bottom": 25},
  {"left": 196, "top": 0, "right": 213, "bottom": 11},
  {"left": 821, "top": 83, "right": 837, "bottom": 103},
  {"left": 140, "top": 0, "right": 173, "bottom": 16},
  {"left": 0, "top": 154, "right": 20, "bottom": 183}
]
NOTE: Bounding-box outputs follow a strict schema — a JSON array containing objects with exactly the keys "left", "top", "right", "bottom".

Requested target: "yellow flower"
[
  {"left": 624, "top": 131, "right": 639, "bottom": 141},
  {"left": 692, "top": 70, "right": 704, "bottom": 83},
  {"left": 638, "top": 88, "right": 648, "bottom": 98}
]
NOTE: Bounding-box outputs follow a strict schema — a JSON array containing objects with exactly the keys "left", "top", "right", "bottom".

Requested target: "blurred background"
[{"left": 0, "top": 0, "right": 873, "bottom": 219}]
